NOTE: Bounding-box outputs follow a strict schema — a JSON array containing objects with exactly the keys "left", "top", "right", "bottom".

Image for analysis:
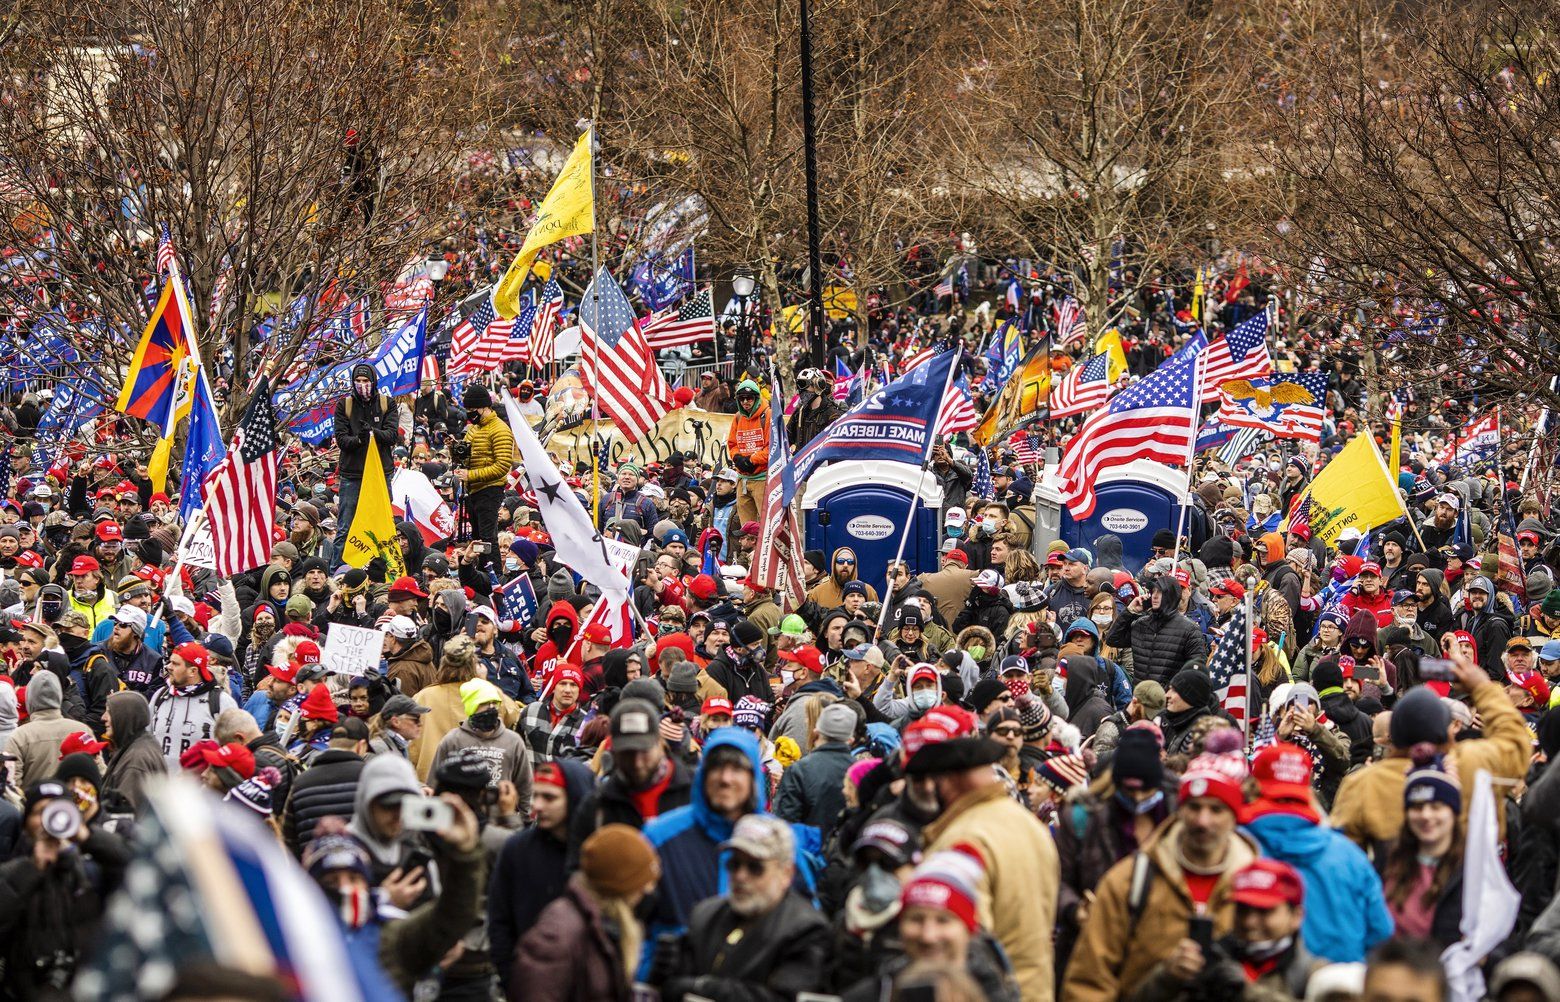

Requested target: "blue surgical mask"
[
  {"left": 910, "top": 689, "right": 938, "bottom": 711},
  {"left": 505, "top": 558, "right": 521, "bottom": 572}
]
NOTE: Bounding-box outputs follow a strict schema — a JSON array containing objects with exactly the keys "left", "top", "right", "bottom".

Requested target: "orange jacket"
[{"left": 727, "top": 401, "right": 770, "bottom": 478}]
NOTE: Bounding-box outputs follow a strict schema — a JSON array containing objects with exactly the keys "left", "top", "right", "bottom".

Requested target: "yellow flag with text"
[
  {"left": 493, "top": 131, "right": 594, "bottom": 317},
  {"left": 1303, "top": 432, "right": 1408, "bottom": 546},
  {"left": 342, "top": 445, "right": 406, "bottom": 578}
]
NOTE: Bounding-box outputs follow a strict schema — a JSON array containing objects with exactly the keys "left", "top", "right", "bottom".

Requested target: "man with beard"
[
  {"left": 57, "top": 611, "right": 125, "bottom": 734},
  {"left": 567, "top": 698, "right": 694, "bottom": 859},
  {"left": 331, "top": 363, "right": 399, "bottom": 564},
  {"left": 1413, "top": 568, "right": 1455, "bottom": 643},
  {"left": 1417, "top": 492, "right": 1462, "bottom": 556},
  {"left": 651, "top": 813, "right": 830, "bottom": 1001},
  {"left": 96, "top": 605, "right": 160, "bottom": 699},
  {"left": 807, "top": 546, "right": 877, "bottom": 609}
]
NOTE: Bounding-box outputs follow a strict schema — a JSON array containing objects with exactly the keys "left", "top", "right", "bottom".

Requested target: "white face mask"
[
  {"left": 981, "top": 517, "right": 998, "bottom": 534},
  {"left": 910, "top": 689, "right": 938, "bottom": 711},
  {"left": 1092, "top": 612, "right": 1113, "bottom": 626}
]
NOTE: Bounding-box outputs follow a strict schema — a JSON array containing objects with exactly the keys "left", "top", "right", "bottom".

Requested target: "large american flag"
[
  {"left": 1009, "top": 429, "right": 1044, "bottom": 465},
  {"left": 641, "top": 287, "right": 715, "bottom": 349},
  {"left": 579, "top": 266, "right": 673, "bottom": 442},
  {"left": 156, "top": 224, "right": 177, "bottom": 276},
  {"left": 501, "top": 296, "right": 538, "bottom": 364},
  {"left": 529, "top": 277, "right": 564, "bottom": 367},
  {"left": 935, "top": 372, "right": 979, "bottom": 436},
  {"left": 754, "top": 376, "right": 807, "bottom": 606},
  {"left": 449, "top": 293, "right": 514, "bottom": 374},
  {"left": 1053, "top": 296, "right": 1086, "bottom": 347},
  {"left": 1197, "top": 312, "right": 1272, "bottom": 402},
  {"left": 1056, "top": 342, "right": 1198, "bottom": 518},
  {"left": 1049, "top": 350, "right": 1111, "bottom": 419},
  {"left": 1208, "top": 603, "right": 1251, "bottom": 722},
  {"left": 203, "top": 375, "right": 280, "bottom": 577}
]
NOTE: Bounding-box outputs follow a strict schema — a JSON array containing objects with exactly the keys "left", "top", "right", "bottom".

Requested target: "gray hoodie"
[
  {"left": 9, "top": 672, "right": 90, "bottom": 788},
  {"left": 347, "top": 754, "right": 426, "bottom": 876}
]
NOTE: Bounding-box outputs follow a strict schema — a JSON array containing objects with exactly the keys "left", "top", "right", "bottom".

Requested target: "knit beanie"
[
  {"left": 580, "top": 823, "right": 660, "bottom": 896},
  {"left": 459, "top": 678, "right": 505, "bottom": 717},
  {"left": 733, "top": 695, "right": 771, "bottom": 732},
  {"left": 226, "top": 766, "right": 282, "bottom": 817},
  {"left": 1112, "top": 729, "right": 1165, "bottom": 791},
  {"left": 816, "top": 702, "right": 858, "bottom": 743},
  {"left": 1403, "top": 745, "right": 1461, "bottom": 813},
  {"left": 969, "top": 678, "right": 1009, "bottom": 714},
  {"left": 900, "top": 847, "right": 985, "bottom": 933},
  {"left": 1390, "top": 687, "right": 1452, "bottom": 749},
  {"left": 299, "top": 685, "right": 339, "bottom": 723},
  {"left": 1018, "top": 694, "right": 1053, "bottom": 742},
  {"left": 1177, "top": 728, "right": 1248, "bottom": 814},
  {"left": 1168, "top": 668, "right": 1213, "bottom": 709},
  {"left": 1311, "top": 658, "right": 1345, "bottom": 693},
  {"left": 1036, "top": 752, "right": 1089, "bottom": 795}
]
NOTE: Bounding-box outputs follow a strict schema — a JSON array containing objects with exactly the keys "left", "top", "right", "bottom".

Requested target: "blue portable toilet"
[
  {"left": 1055, "top": 460, "right": 1187, "bottom": 575},
  {"left": 801, "top": 463, "right": 945, "bottom": 598}
]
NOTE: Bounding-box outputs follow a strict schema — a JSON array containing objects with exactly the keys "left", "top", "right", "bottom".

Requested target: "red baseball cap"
[
  {"left": 907, "top": 662, "right": 941, "bottom": 690},
  {"left": 389, "top": 575, "right": 428, "bottom": 598},
  {"left": 174, "top": 642, "right": 212, "bottom": 680},
  {"left": 1359, "top": 561, "right": 1382, "bottom": 577},
  {"left": 778, "top": 645, "right": 823, "bottom": 674},
  {"left": 1231, "top": 859, "right": 1305, "bottom": 909},
  {"left": 69, "top": 555, "right": 100, "bottom": 575},
  {"left": 59, "top": 731, "right": 109, "bottom": 758},
  {"left": 1508, "top": 669, "right": 1552, "bottom": 706},
  {"left": 1251, "top": 743, "right": 1315, "bottom": 807},
  {"left": 943, "top": 549, "right": 969, "bottom": 566},
  {"left": 267, "top": 662, "right": 300, "bottom": 684},
  {"left": 291, "top": 640, "right": 323, "bottom": 667},
  {"left": 1520, "top": 530, "right": 1542, "bottom": 544},
  {"left": 1452, "top": 630, "right": 1477, "bottom": 651},
  {"left": 201, "top": 742, "right": 257, "bottom": 779},
  {"left": 1045, "top": 551, "right": 1064, "bottom": 566},
  {"left": 1172, "top": 568, "right": 1192, "bottom": 588},
  {"left": 95, "top": 522, "right": 123, "bottom": 543},
  {"left": 701, "top": 697, "right": 734, "bottom": 717},
  {"left": 689, "top": 574, "right": 718, "bottom": 600},
  {"left": 14, "top": 550, "right": 43, "bottom": 570},
  {"left": 149, "top": 492, "right": 172, "bottom": 507},
  {"left": 582, "top": 623, "right": 613, "bottom": 646},
  {"left": 1210, "top": 579, "right": 1245, "bottom": 599}
]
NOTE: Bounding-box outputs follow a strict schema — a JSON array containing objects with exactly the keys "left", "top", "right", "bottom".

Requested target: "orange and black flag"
[
  {"left": 974, "top": 341, "right": 1051, "bottom": 445},
  {"left": 116, "top": 274, "right": 196, "bottom": 436}
]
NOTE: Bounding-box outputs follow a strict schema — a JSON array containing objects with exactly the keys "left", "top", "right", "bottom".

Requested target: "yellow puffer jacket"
[{"left": 464, "top": 410, "right": 516, "bottom": 492}]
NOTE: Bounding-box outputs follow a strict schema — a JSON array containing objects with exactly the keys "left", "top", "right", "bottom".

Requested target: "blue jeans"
[{"left": 329, "top": 473, "right": 364, "bottom": 568}]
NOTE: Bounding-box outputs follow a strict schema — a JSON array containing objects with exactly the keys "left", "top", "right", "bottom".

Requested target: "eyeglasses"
[
  {"left": 836, "top": 559, "right": 856, "bottom": 566},
  {"left": 725, "top": 855, "right": 768, "bottom": 876},
  {"left": 991, "top": 726, "right": 1023, "bottom": 738}
]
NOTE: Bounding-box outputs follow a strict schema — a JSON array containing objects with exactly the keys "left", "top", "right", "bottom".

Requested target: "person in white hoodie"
[{"left": 148, "top": 641, "right": 237, "bottom": 766}]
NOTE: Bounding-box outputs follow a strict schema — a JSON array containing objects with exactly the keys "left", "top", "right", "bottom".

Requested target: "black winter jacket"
[
  {"left": 281, "top": 749, "right": 365, "bottom": 856},
  {"left": 332, "top": 370, "right": 398, "bottom": 478},
  {"left": 566, "top": 759, "right": 694, "bottom": 867},
  {"left": 658, "top": 891, "right": 831, "bottom": 1001},
  {"left": 1104, "top": 580, "right": 1209, "bottom": 686}
]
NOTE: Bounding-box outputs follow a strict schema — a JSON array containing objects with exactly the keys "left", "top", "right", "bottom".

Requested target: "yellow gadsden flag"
[
  {"left": 342, "top": 444, "right": 407, "bottom": 579},
  {"left": 494, "top": 131, "right": 594, "bottom": 317},
  {"left": 974, "top": 341, "right": 1051, "bottom": 446},
  {"left": 1303, "top": 432, "right": 1408, "bottom": 546},
  {"left": 1095, "top": 328, "right": 1128, "bottom": 384}
]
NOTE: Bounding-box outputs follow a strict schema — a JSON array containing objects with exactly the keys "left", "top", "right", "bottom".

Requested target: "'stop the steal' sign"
[{"left": 321, "top": 624, "right": 385, "bottom": 677}]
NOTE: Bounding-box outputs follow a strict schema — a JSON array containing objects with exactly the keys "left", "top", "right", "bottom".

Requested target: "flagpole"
[
  {"left": 876, "top": 351, "right": 961, "bottom": 638},
  {"left": 1171, "top": 347, "right": 1204, "bottom": 568},
  {"left": 1242, "top": 584, "right": 1254, "bottom": 748},
  {"left": 585, "top": 122, "right": 603, "bottom": 529}
]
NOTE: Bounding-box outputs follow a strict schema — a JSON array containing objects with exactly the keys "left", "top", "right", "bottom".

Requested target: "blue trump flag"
[
  {"left": 497, "top": 573, "right": 538, "bottom": 627},
  {"left": 981, "top": 319, "right": 1021, "bottom": 394},
  {"left": 272, "top": 308, "right": 427, "bottom": 444},
  {"left": 631, "top": 246, "right": 695, "bottom": 311},
  {"left": 179, "top": 368, "right": 228, "bottom": 519},
  {"left": 792, "top": 348, "right": 960, "bottom": 486}
]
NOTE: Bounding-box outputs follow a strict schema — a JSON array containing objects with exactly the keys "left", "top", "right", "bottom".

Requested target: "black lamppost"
[{"left": 731, "top": 267, "right": 757, "bottom": 376}]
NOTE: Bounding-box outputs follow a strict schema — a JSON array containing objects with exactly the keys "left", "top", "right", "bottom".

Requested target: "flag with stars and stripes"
[
  {"left": 641, "top": 287, "right": 715, "bottom": 349},
  {"left": 1208, "top": 603, "right": 1251, "bottom": 722},
  {"left": 1053, "top": 296, "right": 1086, "bottom": 347},
  {"left": 1197, "top": 312, "right": 1272, "bottom": 402},
  {"left": 1285, "top": 493, "right": 1312, "bottom": 539},
  {"left": 156, "top": 224, "right": 177, "bottom": 276},
  {"left": 1218, "top": 425, "right": 1266, "bottom": 466},
  {"left": 832, "top": 358, "right": 852, "bottom": 402},
  {"left": 971, "top": 446, "right": 994, "bottom": 500},
  {"left": 935, "top": 372, "right": 979, "bottom": 436},
  {"left": 579, "top": 266, "right": 673, "bottom": 442},
  {"left": 1056, "top": 343, "right": 1198, "bottom": 518},
  {"left": 449, "top": 292, "right": 514, "bottom": 375},
  {"left": 902, "top": 341, "right": 937, "bottom": 373},
  {"left": 1008, "top": 429, "right": 1044, "bottom": 465},
  {"left": 202, "top": 376, "right": 280, "bottom": 577},
  {"left": 1214, "top": 371, "right": 1328, "bottom": 443},
  {"left": 932, "top": 273, "right": 954, "bottom": 299},
  {"left": 502, "top": 293, "right": 538, "bottom": 364},
  {"left": 754, "top": 375, "right": 808, "bottom": 605},
  {"left": 529, "top": 277, "right": 564, "bottom": 366},
  {"left": 1048, "top": 349, "right": 1111, "bottom": 419}
]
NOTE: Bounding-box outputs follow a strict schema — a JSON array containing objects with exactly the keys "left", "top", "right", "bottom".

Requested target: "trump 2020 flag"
[{"left": 793, "top": 347, "right": 959, "bottom": 485}]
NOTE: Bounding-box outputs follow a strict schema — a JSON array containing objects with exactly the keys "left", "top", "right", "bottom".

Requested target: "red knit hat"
[
  {"left": 300, "top": 685, "right": 339, "bottom": 723},
  {"left": 899, "top": 846, "right": 986, "bottom": 932}
]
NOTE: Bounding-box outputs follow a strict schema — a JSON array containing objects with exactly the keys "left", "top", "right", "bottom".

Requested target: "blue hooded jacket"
[
  {"left": 1063, "top": 618, "right": 1132, "bottom": 711},
  {"left": 1245, "top": 810, "right": 1394, "bottom": 962},
  {"left": 642, "top": 727, "right": 821, "bottom": 931}
]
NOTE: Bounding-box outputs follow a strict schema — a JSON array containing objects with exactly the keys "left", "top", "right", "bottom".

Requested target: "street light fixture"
[
  {"left": 730, "top": 268, "right": 757, "bottom": 376},
  {"left": 731, "top": 269, "right": 756, "bottom": 299}
]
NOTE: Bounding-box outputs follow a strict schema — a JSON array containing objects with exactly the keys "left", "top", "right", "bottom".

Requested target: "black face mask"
[
  {"left": 433, "top": 608, "right": 454, "bottom": 633},
  {"left": 469, "top": 707, "right": 501, "bottom": 732},
  {"left": 549, "top": 622, "right": 572, "bottom": 647}
]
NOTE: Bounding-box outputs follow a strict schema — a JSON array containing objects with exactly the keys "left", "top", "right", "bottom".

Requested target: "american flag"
[
  {"left": 1384, "top": 387, "right": 1406, "bottom": 424},
  {"left": 203, "top": 375, "right": 280, "bottom": 577},
  {"left": 902, "top": 341, "right": 936, "bottom": 373},
  {"left": 449, "top": 292, "right": 514, "bottom": 375},
  {"left": 1056, "top": 342, "right": 1198, "bottom": 518},
  {"left": 1005, "top": 279, "right": 1023, "bottom": 313},
  {"left": 420, "top": 353, "right": 440, "bottom": 385},
  {"left": 502, "top": 295, "right": 538, "bottom": 364},
  {"left": 1208, "top": 603, "right": 1251, "bottom": 722},
  {"left": 641, "top": 287, "right": 715, "bottom": 349},
  {"left": 156, "top": 224, "right": 177, "bottom": 276},
  {"left": 1197, "top": 312, "right": 1272, "bottom": 402},
  {"left": 1008, "top": 429, "right": 1044, "bottom": 465},
  {"left": 970, "top": 446, "right": 994, "bottom": 499},
  {"left": 1285, "top": 493, "right": 1311, "bottom": 538},
  {"left": 529, "top": 277, "right": 564, "bottom": 366},
  {"left": 933, "top": 273, "right": 954, "bottom": 299},
  {"left": 754, "top": 376, "right": 808, "bottom": 606},
  {"left": 1049, "top": 350, "right": 1111, "bottom": 419},
  {"left": 579, "top": 266, "right": 673, "bottom": 442},
  {"left": 935, "top": 372, "right": 979, "bottom": 436},
  {"left": 209, "top": 254, "right": 231, "bottom": 322},
  {"left": 1053, "top": 296, "right": 1086, "bottom": 347}
]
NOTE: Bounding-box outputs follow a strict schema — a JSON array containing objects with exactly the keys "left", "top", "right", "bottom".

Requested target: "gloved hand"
[{"left": 732, "top": 455, "right": 755, "bottom": 474}]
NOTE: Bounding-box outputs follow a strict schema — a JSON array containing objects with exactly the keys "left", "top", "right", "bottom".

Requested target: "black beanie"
[
  {"left": 1198, "top": 535, "right": 1236, "bottom": 570},
  {"left": 1389, "top": 687, "right": 1452, "bottom": 748},
  {"left": 1311, "top": 658, "right": 1344, "bottom": 693},
  {"left": 1168, "top": 667, "right": 1213, "bottom": 709},
  {"left": 970, "top": 678, "right": 1008, "bottom": 714},
  {"left": 55, "top": 752, "right": 102, "bottom": 790},
  {"left": 1112, "top": 729, "right": 1164, "bottom": 791},
  {"left": 1537, "top": 709, "right": 1560, "bottom": 761},
  {"left": 1151, "top": 528, "right": 1177, "bottom": 550},
  {"left": 462, "top": 384, "right": 493, "bottom": 411}
]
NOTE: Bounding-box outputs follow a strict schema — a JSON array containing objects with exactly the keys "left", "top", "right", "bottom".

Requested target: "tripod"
[{"left": 451, "top": 480, "right": 471, "bottom": 543}]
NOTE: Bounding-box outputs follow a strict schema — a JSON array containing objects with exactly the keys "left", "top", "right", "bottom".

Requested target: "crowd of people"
[{"left": 0, "top": 261, "right": 1558, "bottom": 1002}]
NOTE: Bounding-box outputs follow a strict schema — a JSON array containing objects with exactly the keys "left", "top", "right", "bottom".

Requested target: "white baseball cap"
[
  {"left": 945, "top": 507, "right": 967, "bottom": 527},
  {"left": 386, "top": 615, "right": 420, "bottom": 640}
]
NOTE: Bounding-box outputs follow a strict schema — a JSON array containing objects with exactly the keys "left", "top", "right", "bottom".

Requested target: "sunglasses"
[
  {"left": 836, "top": 559, "right": 856, "bottom": 566},
  {"left": 992, "top": 726, "right": 1023, "bottom": 738},
  {"left": 725, "top": 855, "right": 768, "bottom": 876}
]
